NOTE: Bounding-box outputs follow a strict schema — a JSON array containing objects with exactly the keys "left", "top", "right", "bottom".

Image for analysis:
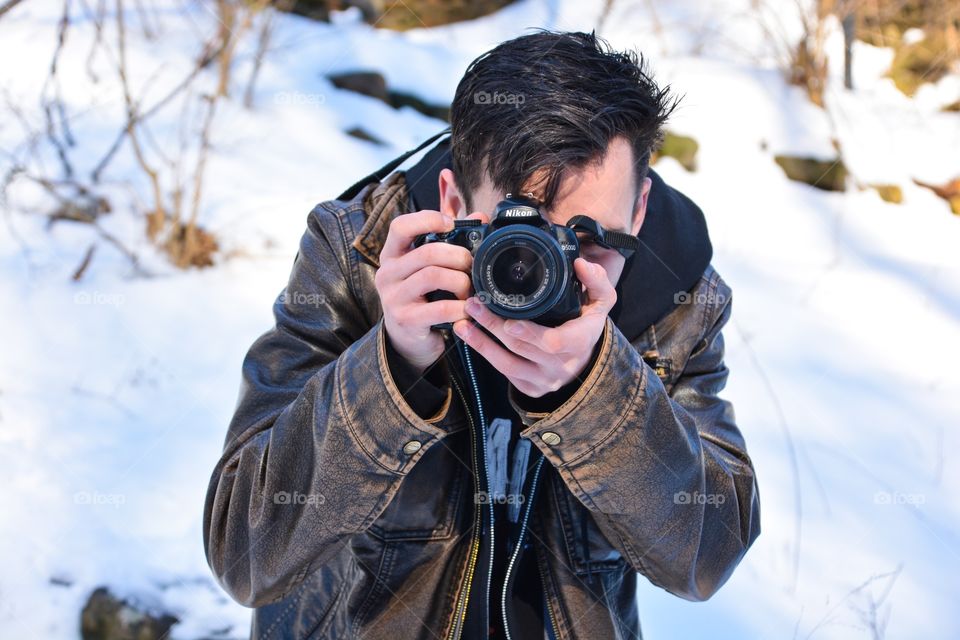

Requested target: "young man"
[{"left": 204, "top": 30, "right": 760, "bottom": 640}]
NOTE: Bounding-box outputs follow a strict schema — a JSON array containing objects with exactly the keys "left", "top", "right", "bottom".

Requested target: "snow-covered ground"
[{"left": 1, "top": 0, "right": 958, "bottom": 638}]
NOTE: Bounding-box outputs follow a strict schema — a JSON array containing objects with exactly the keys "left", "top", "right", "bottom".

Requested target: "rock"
[
  {"left": 774, "top": 155, "right": 848, "bottom": 192},
  {"left": 913, "top": 177, "right": 960, "bottom": 215},
  {"left": 328, "top": 71, "right": 389, "bottom": 103},
  {"left": 346, "top": 127, "right": 386, "bottom": 145},
  {"left": 80, "top": 587, "right": 178, "bottom": 640},
  {"left": 853, "top": 1, "right": 959, "bottom": 96},
  {"left": 50, "top": 574, "right": 74, "bottom": 588},
  {"left": 289, "top": 0, "right": 518, "bottom": 30},
  {"left": 326, "top": 72, "right": 450, "bottom": 121},
  {"left": 887, "top": 31, "right": 954, "bottom": 96},
  {"left": 868, "top": 184, "right": 903, "bottom": 204},
  {"left": 387, "top": 91, "right": 450, "bottom": 122},
  {"left": 652, "top": 131, "right": 699, "bottom": 172},
  {"left": 287, "top": 0, "right": 339, "bottom": 22}
]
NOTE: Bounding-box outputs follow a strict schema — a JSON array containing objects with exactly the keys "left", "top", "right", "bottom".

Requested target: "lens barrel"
[{"left": 472, "top": 226, "right": 570, "bottom": 320}]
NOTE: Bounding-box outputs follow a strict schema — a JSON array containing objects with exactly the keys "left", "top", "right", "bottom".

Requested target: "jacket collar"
[{"left": 351, "top": 171, "right": 409, "bottom": 269}]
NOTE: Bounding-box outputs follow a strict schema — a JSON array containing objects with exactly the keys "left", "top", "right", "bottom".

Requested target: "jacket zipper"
[
  {"left": 449, "top": 340, "right": 564, "bottom": 639},
  {"left": 445, "top": 340, "right": 495, "bottom": 640},
  {"left": 446, "top": 374, "right": 481, "bottom": 640},
  {"left": 535, "top": 527, "right": 561, "bottom": 640},
  {"left": 459, "top": 342, "right": 496, "bottom": 636},
  {"left": 499, "top": 454, "right": 553, "bottom": 640}
]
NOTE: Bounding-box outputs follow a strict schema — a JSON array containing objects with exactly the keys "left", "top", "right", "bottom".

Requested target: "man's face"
[{"left": 439, "top": 136, "right": 652, "bottom": 287}]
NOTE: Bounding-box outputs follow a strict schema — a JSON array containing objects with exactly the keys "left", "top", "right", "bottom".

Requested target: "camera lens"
[
  {"left": 473, "top": 226, "right": 569, "bottom": 320},
  {"left": 489, "top": 245, "right": 544, "bottom": 299}
]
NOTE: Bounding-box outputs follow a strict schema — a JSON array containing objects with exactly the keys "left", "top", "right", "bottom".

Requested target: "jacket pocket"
[
  {"left": 550, "top": 472, "right": 623, "bottom": 575},
  {"left": 368, "top": 443, "right": 466, "bottom": 541}
]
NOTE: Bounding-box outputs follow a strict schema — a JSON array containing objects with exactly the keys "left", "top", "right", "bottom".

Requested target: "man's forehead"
[
  {"left": 533, "top": 179, "right": 636, "bottom": 234},
  {"left": 517, "top": 139, "right": 637, "bottom": 232},
  {"left": 544, "top": 206, "right": 632, "bottom": 235}
]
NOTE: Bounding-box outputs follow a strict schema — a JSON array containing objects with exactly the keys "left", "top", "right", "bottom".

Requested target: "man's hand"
[
  {"left": 452, "top": 257, "right": 617, "bottom": 398},
  {"left": 375, "top": 209, "right": 490, "bottom": 375}
]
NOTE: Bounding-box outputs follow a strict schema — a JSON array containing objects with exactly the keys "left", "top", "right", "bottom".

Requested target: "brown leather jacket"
[{"left": 202, "top": 169, "right": 761, "bottom": 639}]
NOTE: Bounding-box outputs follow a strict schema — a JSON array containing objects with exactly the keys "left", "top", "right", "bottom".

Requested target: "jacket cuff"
[
  {"left": 507, "top": 316, "right": 640, "bottom": 467},
  {"left": 335, "top": 318, "right": 452, "bottom": 474},
  {"left": 383, "top": 331, "right": 452, "bottom": 422},
  {"left": 509, "top": 332, "right": 604, "bottom": 414}
]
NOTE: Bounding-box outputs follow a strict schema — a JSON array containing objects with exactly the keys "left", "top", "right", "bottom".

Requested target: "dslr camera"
[{"left": 413, "top": 196, "right": 639, "bottom": 328}]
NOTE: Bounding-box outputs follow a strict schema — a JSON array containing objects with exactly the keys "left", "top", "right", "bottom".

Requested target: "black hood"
[{"left": 404, "top": 138, "right": 713, "bottom": 343}]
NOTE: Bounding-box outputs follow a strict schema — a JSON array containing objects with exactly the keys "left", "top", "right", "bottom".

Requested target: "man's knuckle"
[
  {"left": 393, "top": 306, "right": 410, "bottom": 324},
  {"left": 388, "top": 216, "right": 405, "bottom": 236},
  {"left": 425, "top": 243, "right": 442, "bottom": 263},
  {"left": 542, "top": 330, "right": 561, "bottom": 352}
]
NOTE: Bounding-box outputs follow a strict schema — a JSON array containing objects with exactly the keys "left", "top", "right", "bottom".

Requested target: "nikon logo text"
[{"left": 503, "top": 208, "right": 536, "bottom": 217}]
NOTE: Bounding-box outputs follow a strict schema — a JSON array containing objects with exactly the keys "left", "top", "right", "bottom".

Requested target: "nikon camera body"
[{"left": 413, "top": 196, "right": 587, "bottom": 328}]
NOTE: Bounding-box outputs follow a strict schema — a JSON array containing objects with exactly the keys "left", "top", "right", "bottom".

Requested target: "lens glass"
[{"left": 489, "top": 244, "right": 545, "bottom": 300}]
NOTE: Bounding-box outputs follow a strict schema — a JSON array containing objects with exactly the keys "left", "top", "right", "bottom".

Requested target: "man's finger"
[
  {"left": 501, "top": 258, "right": 612, "bottom": 351},
  {"left": 380, "top": 210, "right": 454, "bottom": 260},
  {"left": 407, "top": 266, "right": 472, "bottom": 299},
  {"left": 464, "top": 297, "right": 560, "bottom": 364},
  {"left": 453, "top": 317, "right": 539, "bottom": 383},
  {"left": 575, "top": 257, "right": 617, "bottom": 313},
  {"left": 390, "top": 242, "right": 473, "bottom": 282}
]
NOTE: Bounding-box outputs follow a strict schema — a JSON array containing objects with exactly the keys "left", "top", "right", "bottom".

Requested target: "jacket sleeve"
[
  {"left": 203, "top": 203, "right": 455, "bottom": 608},
  {"left": 508, "top": 271, "right": 760, "bottom": 601},
  {"left": 384, "top": 332, "right": 451, "bottom": 420}
]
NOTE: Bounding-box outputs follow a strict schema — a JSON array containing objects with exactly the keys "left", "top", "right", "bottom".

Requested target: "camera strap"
[
  {"left": 337, "top": 128, "right": 452, "bottom": 202},
  {"left": 566, "top": 214, "right": 640, "bottom": 259}
]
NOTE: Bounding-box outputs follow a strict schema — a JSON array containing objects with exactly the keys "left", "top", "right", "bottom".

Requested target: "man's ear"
[
  {"left": 438, "top": 168, "right": 466, "bottom": 218},
  {"left": 631, "top": 176, "right": 653, "bottom": 236}
]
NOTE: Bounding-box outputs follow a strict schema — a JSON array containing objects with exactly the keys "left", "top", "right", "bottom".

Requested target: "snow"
[{"left": 1, "top": 0, "right": 958, "bottom": 638}]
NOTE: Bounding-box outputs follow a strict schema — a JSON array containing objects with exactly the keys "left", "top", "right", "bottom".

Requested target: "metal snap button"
[
  {"left": 402, "top": 440, "right": 422, "bottom": 455},
  {"left": 540, "top": 431, "right": 561, "bottom": 446}
]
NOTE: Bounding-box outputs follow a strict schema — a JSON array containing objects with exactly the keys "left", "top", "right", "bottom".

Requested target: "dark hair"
[{"left": 450, "top": 30, "right": 680, "bottom": 211}]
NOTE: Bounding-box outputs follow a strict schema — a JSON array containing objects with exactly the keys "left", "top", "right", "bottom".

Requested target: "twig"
[
  {"left": 90, "top": 37, "right": 226, "bottom": 183},
  {"left": 243, "top": 3, "right": 276, "bottom": 108},
  {"left": 0, "top": 0, "right": 26, "bottom": 20},
  {"left": 733, "top": 318, "right": 804, "bottom": 593},
  {"left": 72, "top": 243, "right": 97, "bottom": 280},
  {"left": 114, "top": 0, "right": 166, "bottom": 236}
]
